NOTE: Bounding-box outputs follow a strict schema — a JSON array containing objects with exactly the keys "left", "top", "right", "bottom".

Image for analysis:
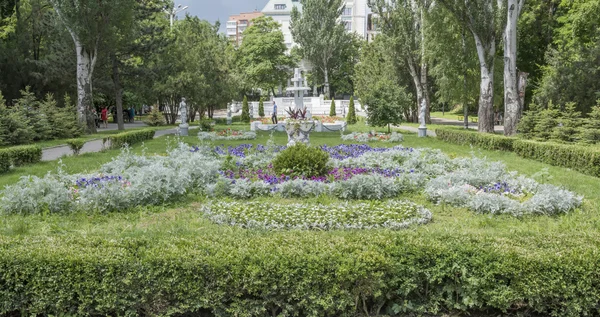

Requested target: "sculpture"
[
  {"left": 419, "top": 98, "right": 426, "bottom": 127},
  {"left": 179, "top": 97, "right": 189, "bottom": 136}
]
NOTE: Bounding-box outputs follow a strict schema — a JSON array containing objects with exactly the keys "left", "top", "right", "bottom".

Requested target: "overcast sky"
[{"left": 175, "top": 0, "right": 268, "bottom": 32}]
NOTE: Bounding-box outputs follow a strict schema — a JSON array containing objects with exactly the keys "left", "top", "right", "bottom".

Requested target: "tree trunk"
[
  {"left": 503, "top": 0, "right": 520, "bottom": 136},
  {"left": 407, "top": 57, "right": 430, "bottom": 124},
  {"left": 74, "top": 40, "right": 97, "bottom": 133},
  {"left": 517, "top": 71, "right": 528, "bottom": 118},
  {"left": 462, "top": 29, "right": 469, "bottom": 129},
  {"left": 111, "top": 54, "right": 124, "bottom": 131},
  {"left": 473, "top": 33, "right": 496, "bottom": 133},
  {"left": 323, "top": 67, "right": 330, "bottom": 99}
]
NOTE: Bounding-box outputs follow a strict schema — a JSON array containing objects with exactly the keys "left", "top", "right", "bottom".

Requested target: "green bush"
[
  {"left": 0, "top": 145, "right": 42, "bottom": 173},
  {"left": 144, "top": 107, "right": 166, "bottom": 126},
  {"left": 66, "top": 139, "right": 85, "bottom": 155},
  {"left": 0, "top": 227, "right": 600, "bottom": 316},
  {"left": 272, "top": 143, "right": 329, "bottom": 177},
  {"left": 435, "top": 128, "right": 516, "bottom": 151},
  {"left": 513, "top": 140, "right": 600, "bottom": 177},
  {"left": 199, "top": 119, "right": 213, "bottom": 132},
  {"left": 346, "top": 96, "right": 357, "bottom": 124},
  {"left": 241, "top": 96, "right": 250, "bottom": 123},
  {"left": 330, "top": 98, "right": 336, "bottom": 117},
  {"left": 258, "top": 98, "right": 265, "bottom": 118},
  {"left": 103, "top": 129, "right": 155, "bottom": 150}
]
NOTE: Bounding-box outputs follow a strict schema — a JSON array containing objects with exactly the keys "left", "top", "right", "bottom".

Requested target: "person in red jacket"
[{"left": 100, "top": 106, "right": 109, "bottom": 128}]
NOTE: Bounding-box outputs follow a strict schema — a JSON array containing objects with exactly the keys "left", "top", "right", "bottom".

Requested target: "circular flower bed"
[{"left": 201, "top": 200, "right": 432, "bottom": 230}]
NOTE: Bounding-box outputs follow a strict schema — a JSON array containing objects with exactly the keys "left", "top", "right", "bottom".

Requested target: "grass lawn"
[
  {"left": 430, "top": 111, "right": 479, "bottom": 121},
  {"left": 1, "top": 122, "right": 599, "bottom": 315}
]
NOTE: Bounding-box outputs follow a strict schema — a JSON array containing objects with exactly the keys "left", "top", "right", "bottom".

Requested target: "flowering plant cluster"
[
  {"left": 313, "top": 116, "right": 343, "bottom": 123},
  {"left": 341, "top": 132, "right": 404, "bottom": 143},
  {"left": 198, "top": 131, "right": 256, "bottom": 141},
  {"left": 201, "top": 200, "right": 432, "bottom": 230},
  {"left": 71, "top": 175, "right": 131, "bottom": 198}
]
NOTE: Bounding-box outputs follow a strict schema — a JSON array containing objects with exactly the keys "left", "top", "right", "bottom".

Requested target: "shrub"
[
  {"left": 581, "top": 103, "right": 600, "bottom": 144},
  {"left": 144, "top": 107, "right": 166, "bottom": 126},
  {"left": 329, "top": 98, "right": 336, "bottom": 117},
  {"left": 0, "top": 145, "right": 43, "bottom": 173},
  {"left": 513, "top": 139, "right": 600, "bottom": 177},
  {"left": 272, "top": 143, "right": 329, "bottom": 177},
  {"left": 103, "top": 129, "right": 155, "bottom": 150},
  {"left": 436, "top": 128, "right": 516, "bottom": 151},
  {"left": 66, "top": 139, "right": 85, "bottom": 155},
  {"left": 346, "top": 96, "right": 357, "bottom": 124},
  {"left": 258, "top": 98, "right": 265, "bottom": 117},
  {"left": 241, "top": 96, "right": 250, "bottom": 123},
  {"left": 199, "top": 119, "right": 213, "bottom": 132}
]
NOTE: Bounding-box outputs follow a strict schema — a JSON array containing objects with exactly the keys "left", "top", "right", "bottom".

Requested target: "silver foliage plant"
[
  {"left": 198, "top": 131, "right": 257, "bottom": 141},
  {"left": 0, "top": 141, "right": 584, "bottom": 216}
]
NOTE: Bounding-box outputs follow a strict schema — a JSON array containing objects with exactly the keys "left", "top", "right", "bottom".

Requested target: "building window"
[
  {"left": 343, "top": 7, "right": 352, "bottom": 16},
  {"left": 344, "top": 21, "right": 352, "bottom": 31},
  {"left": 274, "top": 4, "right": 286, "bottom": 10}
]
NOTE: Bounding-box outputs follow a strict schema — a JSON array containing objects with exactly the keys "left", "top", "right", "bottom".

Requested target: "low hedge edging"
[
  {"left": 513, "top": 140, "right": 600, "bottom": 177},
  {"left": 102, "top": 129, "right": 156, "bottom": 150},
  {"left": 435, "top": 128, "right": 516, "bottom": 151},
  {"left": 436, "top": 128, "right": 600, "bottom": 177},
  {"left": 0, "top": 145, "right": 42, "bottom": 173},
  {"left": 0, "top": 231, "right": 599, "bottom": 316}
]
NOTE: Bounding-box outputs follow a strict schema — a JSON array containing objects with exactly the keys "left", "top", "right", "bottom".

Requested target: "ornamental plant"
[
  {"left": 258, "top": 98, "right": 265, "bottom": 117},
  {"left": 241, "top": 96, "right": 250, "bottom": 123},
  {"left": 144, "top": 107, "right": 166, "bottom": 126},
  {"left": 272, "top": 143, "right": 329, "bottom": 177},
  {"left": 346, "top": 96, "right": 357, "bottom": 124},
  {"left": 330, "top": 98, "right": 336, "bottom": 117}
]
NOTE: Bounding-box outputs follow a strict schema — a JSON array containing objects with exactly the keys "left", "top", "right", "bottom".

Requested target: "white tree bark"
[
  {"left": 323, "top": 67, "right": 330, "bottom": 99},
  {"left": 473, "top": 32, "right": 496, "bottom": 133},
  {"left": 503, "top": 0, "right": 524, "bottom": 136}
]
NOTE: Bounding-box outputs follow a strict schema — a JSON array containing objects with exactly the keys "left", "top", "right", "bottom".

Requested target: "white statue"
[
  {"left": 179, "top": 97, "right": 188, "bottom": 124},
  {"left": 419, "top": 98, "right": 426, "bottom": 127}
]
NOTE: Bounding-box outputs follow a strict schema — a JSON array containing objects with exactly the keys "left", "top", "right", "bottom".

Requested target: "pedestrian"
[
  {"left": 129, "top": 107, "right": 135, "bottom": 123},
  {"left": 100, "top": 106, "right": 108, "bottom": 128},
  {"left": 271, "top": 101, "right": 278, "bottom": 124}
]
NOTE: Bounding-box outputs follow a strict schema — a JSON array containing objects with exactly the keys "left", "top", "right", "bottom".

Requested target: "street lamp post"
[{"left": 164, "top": 4, "right": 188, "bottom": 29}]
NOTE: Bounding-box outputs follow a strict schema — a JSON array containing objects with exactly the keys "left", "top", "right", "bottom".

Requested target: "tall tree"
[
  {"left": 371, "top": 0, "right": 433, "bottom": 123},
  {"left": 49, "top": 0, "right": 135, "bottom": 133},
  {"left": 503, "top": 0, "right": 526, "bottom": 136},
  {"left": 290, "top": 0, "right": 351, "bottom": 99},
  {"left": 436, "top": 0, "right": 505, "bottom": 132},
  {"left": 237, "top": 16, "right": 294, "bottom": 96}
]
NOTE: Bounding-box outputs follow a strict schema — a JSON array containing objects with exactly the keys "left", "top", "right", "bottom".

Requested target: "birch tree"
[
  {"left": 436, "top": 0, "right": 505, "bottom": 132},
  {"left": 503, "top": 0, "right": 526, "bottom": 136},
  {"left": 371, "top": 0, "right": 432, "bottom": 123},
  {"left": 50, "top": 0, "right": 133, "bottom": 133},
  {"left": 290, "top": 0, "right": 350, "bottom": 99}
]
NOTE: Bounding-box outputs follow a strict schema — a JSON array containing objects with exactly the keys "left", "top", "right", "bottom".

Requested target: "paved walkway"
[{"left": 42, "top": 127, "right": 194, "bottom": 161}]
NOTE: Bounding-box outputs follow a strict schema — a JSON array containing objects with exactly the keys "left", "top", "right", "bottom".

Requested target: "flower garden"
[{"left": 0, "top": 127, "right": 598, "bottom": 317}]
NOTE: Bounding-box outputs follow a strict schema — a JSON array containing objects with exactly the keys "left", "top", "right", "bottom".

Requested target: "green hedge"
[
  {"left": 435, "top": 128, "right": 516, "bottom": 151},
  {"left": 436, "top": 128, "right": 600, "bottom": 177},
  {"left": 103, "top": 129, "right": 156, "bottom": 150},
  {"left": 0, "top": 145, "right": 42, "bottom": 173},
  {"left": 514, "top": 140, "right": 600, "bottom": 177},
  {"left": 0, "top": 231, "right": 599, "bottom": 316}
]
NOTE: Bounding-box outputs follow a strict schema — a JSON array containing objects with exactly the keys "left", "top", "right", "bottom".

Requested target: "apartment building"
[
  {"left": 226, "top": 11, "right": 264, "bottom": 46},
  {"left": 260, "top": 0, "right": 371, "bottom": 50}
]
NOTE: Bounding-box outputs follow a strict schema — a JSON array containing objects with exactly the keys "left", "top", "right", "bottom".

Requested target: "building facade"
[
  {"left": 260, "top": 0, "right": 372, "bottom": 50},
  {"left": 226, "top": 11, "right": 264, "bottom": 47}
]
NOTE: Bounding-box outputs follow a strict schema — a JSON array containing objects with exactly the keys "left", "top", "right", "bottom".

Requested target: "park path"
[{"left": 41, "top": 127, "right": 190, "bottom": 161}]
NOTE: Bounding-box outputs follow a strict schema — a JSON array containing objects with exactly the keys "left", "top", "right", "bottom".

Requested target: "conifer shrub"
[
  {"left": 581, "top": 103, "right": 600, "bottom": 144},
  {"left": 241, "top": 96, "right": 250, "bottom": 123},
  {"left": 330, "top": 98, "right": 336, "bottom": 117},
  {"left": 66, "top": 139, "right": 85, "bottom": 156},
  {"left": 346, "top": 96, "right": 357, "bottom": 124},
  {"left": 144, "top": 107, "right": 166, "bottom": 126},
  {"left": 258, "top": 98, "right": 265, "bottom": 118}
]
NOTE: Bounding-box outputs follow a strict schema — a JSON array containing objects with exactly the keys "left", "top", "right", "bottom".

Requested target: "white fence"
[{"left": 230, "top": 97, "right": 363, "bottom": 117}]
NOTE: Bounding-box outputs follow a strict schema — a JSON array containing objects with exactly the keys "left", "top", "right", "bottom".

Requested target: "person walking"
[
  {"left": 128, "top": 107, "right": 135, "bottom": 123},
  {"left": 100, "top": 106, "right": 109, "bottom": 128},
  {"left": 271, "top": 101, "right": 278, "bottom": 124}
]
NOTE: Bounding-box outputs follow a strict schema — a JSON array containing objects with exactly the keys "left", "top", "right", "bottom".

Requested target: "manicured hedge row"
[
  {"left": 0, "top": 231, "right": 598, "bottom": 316},
  {"left": 435, "top": 128, "right": 516, "bottom": 151},
  {"left": 0, "top": 145, "right": 42, "bottom": 173},
  {"left": 103, "top": 129, "right": 156, "bottom": 149},
  {"left": 436, "top": 128, "right": 600, "bottom": 177},
  {"left": 514, "top": 140, "right": 600, "bottom": 177}
]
